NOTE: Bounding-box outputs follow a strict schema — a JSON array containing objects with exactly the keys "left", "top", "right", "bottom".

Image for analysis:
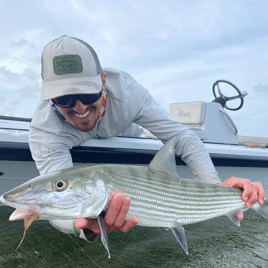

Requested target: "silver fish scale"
[{"left": 95, "top": 164, "right": 245, "bottom": 228}]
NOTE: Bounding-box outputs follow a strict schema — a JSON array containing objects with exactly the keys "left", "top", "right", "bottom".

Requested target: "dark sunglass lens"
[
  {"left": 80, "top": 93, "right": 101, "bottom": 105},
  {"left": 54, "top": 95, "right": 73, "bottom": 105}
]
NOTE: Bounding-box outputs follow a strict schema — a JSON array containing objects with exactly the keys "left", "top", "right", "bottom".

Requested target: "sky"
[{"left": 0, "top": 0, "right": 267, "bottom": 137}]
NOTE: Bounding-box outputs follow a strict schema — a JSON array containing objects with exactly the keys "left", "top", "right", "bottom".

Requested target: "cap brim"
[{"left": 41, "top": 75, "right": 102, "bottom": 101}]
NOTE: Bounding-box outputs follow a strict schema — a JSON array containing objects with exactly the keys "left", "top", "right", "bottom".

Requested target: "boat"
[{"left": 1, "top": 79, "right": 267, "bottom": 205}]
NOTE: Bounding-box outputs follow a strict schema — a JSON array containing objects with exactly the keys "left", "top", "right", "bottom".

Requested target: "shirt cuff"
[
  {"left": 49, "top": 220, "right": 99, "bottom": 243},
  {"left": 81, "top": 229, "right": 99, "bottom": 242}
]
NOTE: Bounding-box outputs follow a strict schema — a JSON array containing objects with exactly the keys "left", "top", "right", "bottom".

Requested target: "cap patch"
[{"left": 53, "top": 54, "right": 83, "bottom": 75}]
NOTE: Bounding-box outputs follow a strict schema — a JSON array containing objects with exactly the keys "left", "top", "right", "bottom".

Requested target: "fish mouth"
[{"left": 0, "top": 194, "right": 41, "bottom": 221}]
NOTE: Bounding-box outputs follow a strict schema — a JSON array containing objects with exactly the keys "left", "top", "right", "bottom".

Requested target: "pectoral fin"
[
  {"left": 227, "top": 212, "right": 241, "bottom": 227},
  {"left": 97, "top": 215, "right": 110, "bottom": 258},
  {"left": 171, "top": 226, "right": 188, "bottom": 254},
  {"left": 227, "top": 208, "right": 248, "bottom": 227}
]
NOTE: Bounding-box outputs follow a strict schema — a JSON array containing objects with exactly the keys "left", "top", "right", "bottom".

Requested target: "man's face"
[
  {"left": 56, "top": 96, "right": 103, "bottom": 132},
  {"left": 55, "top": 72, "right": 106, "bottom": 132}
]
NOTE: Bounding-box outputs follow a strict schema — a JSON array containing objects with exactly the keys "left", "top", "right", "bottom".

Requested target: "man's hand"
[
  {"left": 221, "top": 177, "right": 265, "bottom": 220},
  {"left": 75, "top": 192, "right": 139, "bottom": 234}
]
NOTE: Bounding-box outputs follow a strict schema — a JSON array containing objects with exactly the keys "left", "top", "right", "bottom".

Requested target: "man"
[{"left": 29, "top": 35, "right": 265, "bottom": 242}]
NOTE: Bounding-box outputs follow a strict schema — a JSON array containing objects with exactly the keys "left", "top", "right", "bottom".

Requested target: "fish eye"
[{"left": 53, "top": 179, "right": 67, "bottom": 191}]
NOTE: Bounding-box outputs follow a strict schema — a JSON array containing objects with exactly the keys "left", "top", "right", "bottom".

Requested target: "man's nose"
[{"left": 72, "top": 100, "right": 88, "bottom": 113}]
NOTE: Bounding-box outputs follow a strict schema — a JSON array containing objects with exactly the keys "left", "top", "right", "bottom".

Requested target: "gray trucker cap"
[{"left": 41, "top": 35, "right": 103, "bottom": 101}]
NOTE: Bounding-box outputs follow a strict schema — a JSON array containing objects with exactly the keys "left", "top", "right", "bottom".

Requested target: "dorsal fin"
[{"left": 148, "top": 136, "right": 180, "bottom": 178}]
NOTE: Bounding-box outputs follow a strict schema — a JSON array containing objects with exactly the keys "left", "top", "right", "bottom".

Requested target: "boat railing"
[{"left": 0, "top": 115, "right": 31, "bottom": 122}]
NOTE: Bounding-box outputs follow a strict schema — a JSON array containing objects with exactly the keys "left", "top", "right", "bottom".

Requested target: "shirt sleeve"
[
  {"left": 28, "top": 126, "right": 97, "bottom": 242},
  {"left": 28, "top": 126, "right": 73, "bottom": 175},
  {"left": 127, "top": 81, "right": 221, "bottom": 184}
]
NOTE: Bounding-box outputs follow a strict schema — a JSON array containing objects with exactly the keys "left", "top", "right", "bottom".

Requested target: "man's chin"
[{"left": 74, "top": 121, "right": 97, "bottom": 132}]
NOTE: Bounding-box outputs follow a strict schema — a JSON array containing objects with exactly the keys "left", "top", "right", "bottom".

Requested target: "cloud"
[
  {"left": 0, "top": 95, "right": 7, "bottom": 103},
  {"left": 0, "top": 95, "right": 21, "bottom": 116},
  {"left": 16, "top": 82, "right": 41, "bottom": 99},
  {"left": 252, "top": 83, "right": 268, "bottom": 94},
  {"left": 0, "top": 66, "right": 40, "bottom": 98},
  {"left": 0, "top": 66, "right": 23, "bottom": 81},
  {"left": 11, "top": 38, "right": 37, "bottom": 49},
  {"left": 0, "top": 66, "right": 39, "bottom": 82}
]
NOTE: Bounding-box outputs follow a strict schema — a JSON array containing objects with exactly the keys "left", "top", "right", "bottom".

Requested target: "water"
[{"left": 1, "top": 206, "right": 268, "bottom": 268}]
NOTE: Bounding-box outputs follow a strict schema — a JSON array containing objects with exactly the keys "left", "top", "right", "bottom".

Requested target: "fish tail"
[{"left": 253, "top": 187, "right": 268, "bottom": 220}]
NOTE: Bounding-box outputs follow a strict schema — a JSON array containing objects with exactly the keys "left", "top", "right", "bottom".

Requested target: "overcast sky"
[{"left": 1, "top": 0, "right": 267, "bottom": 137}]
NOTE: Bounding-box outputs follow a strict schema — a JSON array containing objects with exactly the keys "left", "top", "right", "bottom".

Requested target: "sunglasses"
[{"left": 52, "top": 90, "right": 102, "bottom": 108}]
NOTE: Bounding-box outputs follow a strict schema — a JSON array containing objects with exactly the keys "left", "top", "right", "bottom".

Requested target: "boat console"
[{"left": 170, "top": 80, "right": 248, "bottom": 145}]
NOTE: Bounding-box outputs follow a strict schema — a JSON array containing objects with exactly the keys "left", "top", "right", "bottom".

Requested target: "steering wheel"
[{"left": 212, "top": 79, "right": 247, "bottom": 111}]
